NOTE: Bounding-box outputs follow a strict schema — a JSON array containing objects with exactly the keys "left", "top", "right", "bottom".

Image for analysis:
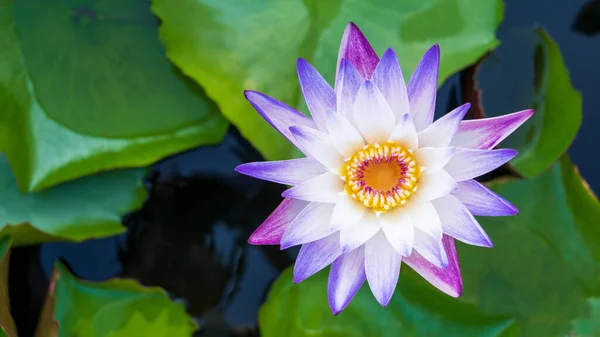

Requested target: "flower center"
[{"left": 340, "top": 142, "right": 420, "bottom": 213}]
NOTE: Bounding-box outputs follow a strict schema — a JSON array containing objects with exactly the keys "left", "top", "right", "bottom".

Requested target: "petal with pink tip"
[
  {"left": 248, "top": 198, "right": 309, "bottom": 245},
  {"left": 336, "top": 23, "right": 379, "bottom": 81},
  {"left": 408, "top": 45, "right": 440, "bottom": 131}
]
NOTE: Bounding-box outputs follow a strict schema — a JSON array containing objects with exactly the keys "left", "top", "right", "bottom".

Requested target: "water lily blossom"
[{"left": 236, "top": 22, "right": 533, "bottom": 315}]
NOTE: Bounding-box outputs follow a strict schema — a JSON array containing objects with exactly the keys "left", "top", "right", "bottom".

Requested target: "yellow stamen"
[{"left": 339, "top": 142, "right": 420, "bottom": 213}]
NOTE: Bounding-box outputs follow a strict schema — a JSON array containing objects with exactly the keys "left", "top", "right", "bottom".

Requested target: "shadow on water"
[{"left": 8, "top": 1, "right": 600, "bottom": 336}]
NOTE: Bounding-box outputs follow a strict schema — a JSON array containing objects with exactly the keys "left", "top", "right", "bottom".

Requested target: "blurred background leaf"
[
  {"left": 569, "top": 297, "right": 600, "bottom": 336},
  {"left": 0, "top": 155, "right": 147, "bottom": 246},
  {"left": 153, "top": 0, "right": 504, "bottom": 161},
  {"left": 0, "top": 237, "right": 17, "bottom": 337},
  {"left": 36, "top": 262, "right": 196, "bottom": 337},
  {"left": 503, "top": 29, "right": 582, "bottom": 178},
  {"left": 0, "top": 0, "right": 228, "bottom": 193},
  {"left": 259, "top": 267, "right": 519, "bottom": 337},
  {"left": 259, "top": 155, "right": 599, "bottom": 337}
]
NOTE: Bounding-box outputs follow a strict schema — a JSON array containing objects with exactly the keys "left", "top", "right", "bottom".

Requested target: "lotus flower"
[{"left": 236, "top": 22, "right": 533, "bottom": 315}]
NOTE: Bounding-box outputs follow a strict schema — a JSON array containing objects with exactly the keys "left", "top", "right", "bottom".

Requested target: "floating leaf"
[
  {"left": 258, "top": 156, "right": 599, "bottom": 337},
  {"left": 457, "top": 156, "right": 600, "bottom": 336},
  {"left": 0, "top": 237, "right": 17, "bottom": 337},
  {"left": 154, "top": 0, "right": 504, "bottom": 160},
  {"left": 0, "top": 154, "right": 146, "bottom": 246},
  {"left": 0, "top": 0, "right": 228, "bottom": 193},
  {"left": 42, "top": 262, "right": 196, "bottom": 337},
  {"left": 259, "top": 268, "right": 518, "bottom": 337},
  {"left": 479, "top": 28, "right": 581, "bottom": 178}
]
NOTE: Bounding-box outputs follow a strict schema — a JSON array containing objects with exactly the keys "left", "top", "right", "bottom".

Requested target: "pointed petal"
[
  {"left": 418, "top": 103, "right": 471, "bottom": 148},
  {"left": 331, "top": 194, "right": 366, "bottom": 229},
  {"left": 412, "top": 229, "right": 448, "bottom": 268},
  {"left": 340, "top": 211, "right": 380, "bottom": 252},
  {"left": 298, "top": 58, "right": 336, "bottom": 131},
  {"left": 248, "top": 198, "right": 309, "bottom": 245},
  {"left": 294, "top": 232, "right": 342, "bottom": 282},
  {"left": 405, "top": 200, "right": 442, "bottom": 239},
  {"left": 328, "top": 246, "right": 366, "bottom": 315},
  {"left": 336, "top": 23, "right": 379, "bottom": 81},
  {"left": 408, "top": 45, "right": 440, "bottom": 131},
  {"left": 432, "top": 195, "right": 493, "bottom": 247},
  {"left": 414, "top": 147, "right": 456, "bottom": 173},
  {"left": 235, "top": 157, "right": 325, "bottom": 186},
  {"left": 282, "top": 172, "right": 343, "bottom": 203},
  {"left": 379, "top": 209, "right": 415, "bottom": 257},
  {"left": 245, "top": 90, "right": 317, "bottom": 155},
  {"left": 336, "top": 58, "right": 364, "bottom": 121},
  {"left": 444, "top": 148, "right": 518, "bottom": 182},
  {"left": 452, "top": 180, "right": 518, "bottom": 216},
  {"left": 325, "top": 109, "right": 365, "bottom": 157},
  {"left": 365, "top": 231, "right": 402, "bottom": 306},
  {"left": 415, "top": 169, "right": 457, "bottom": 201},
  {"left": 353, "top": 80, "right": 396, "bottom": 143},
  {"left": 388, "top": 114, "right": 418, "bottom": 149},
  {"left": 451, "top": 109, "right": 534, "bottom": 150},
  {"left": 372, "top": 48, "right": 410, "bottom": 120},
  {"left": 404, "top": 235, "right": 462, "bottom": 297},
  {"left": 280, "top": 202, "right": 335, "bottom": 249},
  {"left": 289, "top": 125, "right": 342, "bottom": 168}
]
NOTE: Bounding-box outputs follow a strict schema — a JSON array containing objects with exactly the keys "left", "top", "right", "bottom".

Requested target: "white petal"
[
  {"left": 336, "top": 58, "right": 364, "bottom": 121},
  {"left": 325, "top": 110, "right": 365, "bottom": 157},
  {"left": 372, "top": 48, "right": 410, "bottom": 120},
  {"left": 331, "top": 194, "right": 366, "bottom": 230},
  {"left": 294, "top": 232, "right": 342, "bottom": 282},
  {"left": 379, "top": 209, "right": 414, "bottom": 257},
  {"left": 340, "top": 211, "right": 380, "bottom": 252},
  {"left": 405, "top": 199, "right": 442, "bottom": 239},
  {"left": 415, "top": 169, "right": 457, "bottom": 201},
  {"left": 280, "top": 202, "right": 335, "bottom": 249},
  {"left": 432, "top": 195, "right": 493, "bottom": 247},
  {"left": 414, "top": 147, "right": 456, "bottom": 173},
  {"left": 412, "top": 228, "right": 448, "bottom": 269},
  {"left": 408, "top": 45, "right": 440, "bottom": 131},
  {"left": 297, "top": 58, "right": 336, "bottom": 132},
  {"left": 328, "top": 245, "right": 366, "bottom": 315},
  {"left": 235, "top": 157, "right": 326, "bottom": 186},
  {"left": 290, "top": 125, "right": 342, "bottom": 169},
  {"left": 388, "top": 114, "right": 418, "bottom": 149},
  {"left": 418, "top": 103, "right": 470, "bottom": 148},
  {"left": 282, "top": 172, "right": 343, "bottom": 203},
  {"left": 444, "top": 148, "right": 518, "bottom": 182},
  {"left": 353, "top": 80, "right": 396, "bottom": 143},
  {"left": 365, "top": 231, "right": 402, "bottom": 306}
]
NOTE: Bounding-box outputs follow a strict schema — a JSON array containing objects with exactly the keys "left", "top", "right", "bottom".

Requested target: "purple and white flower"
[{"left": 236, "top": 22, "right": 533, "bottom": 315}]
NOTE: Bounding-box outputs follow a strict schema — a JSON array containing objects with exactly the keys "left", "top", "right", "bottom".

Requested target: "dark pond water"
[{"left": 8, "top": 1, "right": 600, "bottom": 336}]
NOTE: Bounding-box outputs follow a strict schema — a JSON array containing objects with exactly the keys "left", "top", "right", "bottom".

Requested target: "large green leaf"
[
  {"left": 0, "top": 0, "right": 228, "bottom": 193},
  {"left": 0, "top": 154, "right": 146, "bottom": 246},
  {"left": 46, "top": 262, "right": 197, "bottom": 337},
  {"left": 0, "top": 237, "right": 17, "bottom": 337},
  {"left": 258, "top": 156, "right": 599, "bottom": 337},
  {"left": 503, "top": 29, "right": 582, "bottom": 178},
  {"left": 259, "top": 268, "right": 518, "bottom": 337},
  {"left": 457, "top": 156, "right": 600, "bottom": 336},
  {"left": 154, "top": 0, "right": 504, "bottom": 161}
]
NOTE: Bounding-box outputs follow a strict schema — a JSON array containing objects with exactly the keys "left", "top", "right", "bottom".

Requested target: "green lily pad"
[
  {"left": 0, "top": 0, "right": 228, "bottom": 193},
  {"left": 50, "top": 262, "right": 197, "bottom": 337},
  {"left": 0, "top": 154, "right": 146, "bottom": 246},
  {"left": 258, "top": 156, "right": 599, "bottom": 337},
  {"left": 0, "top": 237, "right": 17, "bottom": 337},
  {"left": 260, "top": 267, "right": 519, "bottom": 337},
  {"left": 504, "top": 29, "right": 582, "bottom": 178},
  {"left": 457, "top": 156, "right": 600, "bottom": 336},
  {"left": 153, "top": 0, "right": 504, "bottom": 161}
]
